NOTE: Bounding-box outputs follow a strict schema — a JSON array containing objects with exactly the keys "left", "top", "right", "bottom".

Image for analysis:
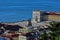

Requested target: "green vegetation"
[
  {"left": 47, "top": 21, "right": 60, "bottom": 40},
  {"left": 50, "top": 21, "right": 60, "bottom": 40},
  {"left": 38, "top": 21, "right": 60, "bottom": 40}
]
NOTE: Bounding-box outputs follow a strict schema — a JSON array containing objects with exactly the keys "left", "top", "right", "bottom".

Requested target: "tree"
[
  {"left": 55, "top": 22, "right": 60, "bottom": 40},
  {"left": 39, "top": 30, "right": 48, "bottom": 40},
  {"left": 49, "top": 21, "right": 60, "bottom": 40}
]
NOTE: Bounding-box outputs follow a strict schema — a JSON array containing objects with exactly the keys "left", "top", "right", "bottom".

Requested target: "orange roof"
[{"left": 47, "top": 12, "right": 60, "bottom": 15}]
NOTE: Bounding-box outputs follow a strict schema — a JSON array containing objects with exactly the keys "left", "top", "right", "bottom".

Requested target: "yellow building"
[{"left": 45, "top": 12, "right": 60, "bottom": 21}]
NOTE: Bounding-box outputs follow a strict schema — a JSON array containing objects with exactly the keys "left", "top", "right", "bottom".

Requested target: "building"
[
  {"left": 32, "top": 10, "right": 60, "bottom": 22},
  {"left": 45, "top": 12, "right": 60, "bottom": 21},
  {"left": 32, "top": 10, "right": 46, "bottom": 22},
  {"left": 31, "top": 10, "right": 50, "bottom": 26}
]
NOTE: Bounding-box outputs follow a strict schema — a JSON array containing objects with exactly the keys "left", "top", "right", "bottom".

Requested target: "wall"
[{"left": 48, "top": 15, "right": 60, "bottom": 21}]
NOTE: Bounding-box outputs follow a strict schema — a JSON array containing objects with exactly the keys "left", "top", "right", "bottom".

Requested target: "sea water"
[{"left": 0, "top": 0, "right": 60, "bottom": 22}]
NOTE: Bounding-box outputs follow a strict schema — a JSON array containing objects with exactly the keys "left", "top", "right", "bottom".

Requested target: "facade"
[
  {"left": 31, "top": 10, "right": 50, "bottom": 26},
  {"left": 32, "top": 10, "right": 40, "bottom": 22},
  {"left": 46, "top": 12, "right": 60, "bottom": 21},
  {"left": 32, "top": 10, "right": 60, "bottom": 22},
  {"left": 32, "top": 10, "right": 46, "bottom": 23}
]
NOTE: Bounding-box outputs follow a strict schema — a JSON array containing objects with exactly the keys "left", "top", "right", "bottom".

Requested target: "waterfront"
[{"left": 0, "top": 0, "right": 60, "bottom": 40}]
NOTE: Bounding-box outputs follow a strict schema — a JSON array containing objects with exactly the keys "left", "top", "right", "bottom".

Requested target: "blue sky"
[{"left": 0, "top": 0, "right": 60, "bottom": 22}]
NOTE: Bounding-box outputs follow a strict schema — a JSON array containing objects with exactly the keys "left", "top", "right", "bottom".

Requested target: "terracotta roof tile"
[{"left": 46, "top": 12, "right": 60, "bottom": 15}]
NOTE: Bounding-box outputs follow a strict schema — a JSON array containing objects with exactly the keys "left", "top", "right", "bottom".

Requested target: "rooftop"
[{"left": 46, "top": 12, "right": 60, "bottom": 15}]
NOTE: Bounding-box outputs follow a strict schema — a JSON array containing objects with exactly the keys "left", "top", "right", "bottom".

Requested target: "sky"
[{"left": 0, "top": 0, "right": 60, "bottom": 22}]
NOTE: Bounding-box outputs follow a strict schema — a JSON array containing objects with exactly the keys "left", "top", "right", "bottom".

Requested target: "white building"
[
  {"left": 31, "top": 10, "right": 48, "bottom": 27},
  {"left": 31, "top": 10, "right": 46, "bottom": 23}
]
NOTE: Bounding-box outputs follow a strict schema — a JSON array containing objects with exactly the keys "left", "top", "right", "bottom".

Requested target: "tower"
[
  {"left": 32, "top": 10, "right": 46, "bottom": 23},
  {"left": 32, "top": 10, "right": 40, "bottom": 22}
]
